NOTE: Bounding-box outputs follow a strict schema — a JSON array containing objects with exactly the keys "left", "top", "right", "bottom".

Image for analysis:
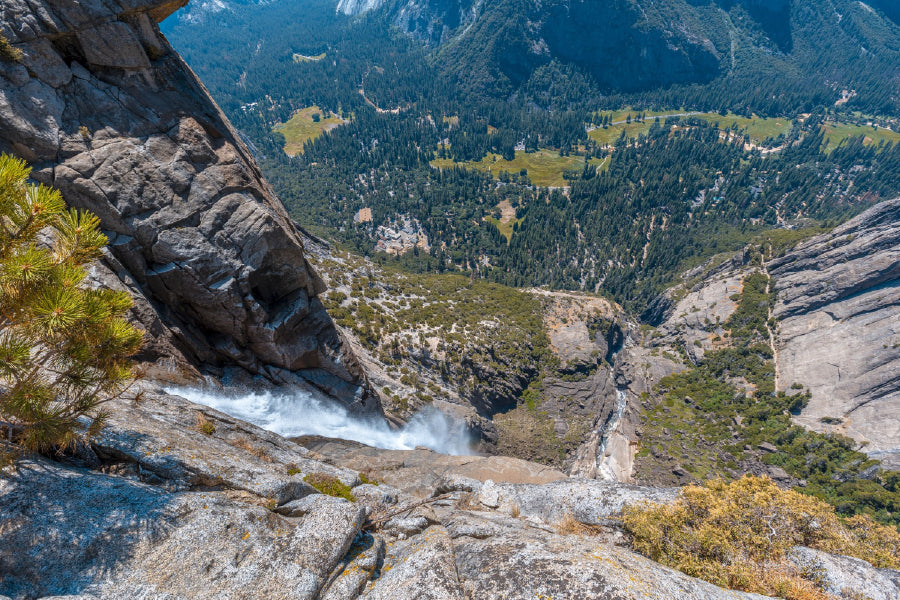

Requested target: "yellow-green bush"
[
  {"left": 623, "top": 476, "right": 900, "bottom": 599},
  {"left": 0, "top": 34, "right": 22, "bottom": 62}
]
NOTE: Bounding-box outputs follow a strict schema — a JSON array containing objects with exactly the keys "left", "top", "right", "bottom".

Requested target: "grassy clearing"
[
  {"left": 292, "top": 52, "right": 326, "bottom": 63},
  {"left": 588, "top": 121, "right": 653, "bottom": 146},
  {"left": 596, "top": 107, "right": 684, "bottom": 124},
  {"left": 486, "top": 216, "right": 522, "bottom": 242},
  {"left": 273, "top": 106, "right": 346, "bottom": 156},
  {"left": 590, "top": 112, "right": 792, "bottom": 147},
  {"left": 822, "top": 122, "right": 900, "bottom": 151},
  {"left": 588, "top": 156, "right": 610, "bottom": 172},
  {"left": 693, "top": 114, "right": 792, "bottom": 142},
  {"left": 593, "top": 111, "right": 899, "bottom": 151},
  {"left": 432, "top": 149, "right": 584, "bottom": 187},
  {"left": 486, "top": 199, "right": 523, "bottom": 242}
]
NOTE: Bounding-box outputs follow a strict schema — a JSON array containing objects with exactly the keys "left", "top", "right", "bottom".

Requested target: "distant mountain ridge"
[{"left": 336, "top": 0, "right": 900, "bottom": 110}]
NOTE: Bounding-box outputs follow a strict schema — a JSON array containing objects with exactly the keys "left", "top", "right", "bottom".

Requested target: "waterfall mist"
[{"left": 167, "top": 386, "right": 474, "bottom": 456}]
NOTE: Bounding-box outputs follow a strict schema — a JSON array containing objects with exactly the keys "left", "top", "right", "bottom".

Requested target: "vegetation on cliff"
[
  {"left": 0, "top": 155, "right": 142, "bottom": 464},
  {"left": 0, "top": 33, "right": 22, "bottom": 62},
  {"left": 313, "top": 249, "right": 549, "bottom": 417},
  {"left": 637, "top": 266, "right": 900, "bottom": 526},
  {"left": 624, "top": 475, "right": 900, "bottom": 599}
]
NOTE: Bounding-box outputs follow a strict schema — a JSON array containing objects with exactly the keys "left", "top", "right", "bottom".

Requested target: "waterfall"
[
  {"left": 595, "top": 388, "right": 628, "bottom": 480},
  {"left": 167, "top": 386, "right": 474, "bottom": 455}
]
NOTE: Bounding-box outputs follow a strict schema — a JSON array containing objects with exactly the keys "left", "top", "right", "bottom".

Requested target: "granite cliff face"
[
  {"left": 770, "top": 198, "right": 900, "bottom": 468},
  {"left": 0, "top": 0, "right": 374, "bottom": 410},
  {"left": 616, "top": 197, "right": 900, "bottom": 481}
]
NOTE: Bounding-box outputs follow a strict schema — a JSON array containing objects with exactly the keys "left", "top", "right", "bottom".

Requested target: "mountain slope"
[{"left": 341, "top": 0, "right": 900, "bottom": 114}]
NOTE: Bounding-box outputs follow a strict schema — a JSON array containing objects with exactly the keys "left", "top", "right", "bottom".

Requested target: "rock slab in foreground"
[
  {"left": 451, "top": 513, "right": 772, "bottom": 600},
  {"left": 0, "top": 459, "right": 365, "bottom": 600},
  {"left": 4, "top": 388, "right": 898, "bottom": 599}
]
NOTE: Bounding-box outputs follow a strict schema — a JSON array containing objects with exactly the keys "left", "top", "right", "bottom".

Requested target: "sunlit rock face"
[
  {"left": 337, "top": 0, "right": 390, "bottom": 16},
  {"left": 0, "top": 0, "right": 376, "bottom": 411},
  {"left": 770, "top": 197, "right": 900, "bottom": 468}
]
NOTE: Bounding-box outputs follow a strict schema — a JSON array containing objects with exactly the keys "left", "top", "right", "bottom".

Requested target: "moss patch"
[{"left": 304, "top": 473, "right": 356, "bottom": 501}]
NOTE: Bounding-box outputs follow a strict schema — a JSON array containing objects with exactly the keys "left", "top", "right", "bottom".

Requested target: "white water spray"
[
  {"left": 167, "top": 386, "right": 473, "bottom": 455},
  {"left": 595, "top": 388, "right": 628, "bottom": 480}
]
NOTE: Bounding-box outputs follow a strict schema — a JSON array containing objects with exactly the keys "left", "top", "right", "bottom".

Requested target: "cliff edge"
[{"left": 0, "top": 0, "right": 375, "bottom": 410}]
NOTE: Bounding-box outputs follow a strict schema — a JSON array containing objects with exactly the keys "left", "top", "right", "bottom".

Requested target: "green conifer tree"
[{"left": 0, "top": 154, "right": 142, "bottom": 462}]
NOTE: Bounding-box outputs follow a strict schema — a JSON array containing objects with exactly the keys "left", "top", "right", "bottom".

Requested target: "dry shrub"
[
  {"left": 0, "top": 446, "right": 18, "bottom": 473},
  {"left": 555, "top": 512, "right": 605, "bottom": 536},
  {"left": 821, "top": 514, "right": 900, "bottom": 569},
  {"left": 455, "top": 492, "right": 481, "bottom": 511},
  {"left": 556, "top": 512, "right": 581, "bottom": 535},
  {"left": 0, "top": 34, "right": 22, "bottom": 62},
  {"left": 623, "top": 475, "right": 900, "bottom": 599},
  {"left": 228, "top": 437, "right": 272, "bottom": 462},
  {"left": 194, "top": 413, "right": 215, "bottom": 436}
]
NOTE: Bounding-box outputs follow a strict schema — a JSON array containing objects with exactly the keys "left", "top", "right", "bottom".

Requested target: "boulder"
[
  {"left": 789, "top": 547, "right": 900, "bottom": 600},
  {"left": 362, "top": 526, "right": 466, "bottom": 600},
  {"left": 475, "top": 478, "right": 677, "bottom": 525},
  {"left": 319, "top": 533, "right": 385, "bottom": 600},
  {"left": 92, "top": 387, "right": 361, "bottom": 496},
  {"left": 449, "top": 510, "right": 770, "bottom": 600},
  {"left": 351, "top": 483, "right": 400, "bottom": 507},
  {"left": 296, "top": 438, "right": 566, "bottom": 496}
]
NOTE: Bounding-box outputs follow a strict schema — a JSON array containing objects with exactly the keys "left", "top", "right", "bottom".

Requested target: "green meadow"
[{"left": 273, "top": 106, "right": 346, "bottom": 156}]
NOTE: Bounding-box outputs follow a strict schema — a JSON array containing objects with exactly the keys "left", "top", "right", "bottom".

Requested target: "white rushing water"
[
  {"left": 167, "top": 386, "right": 473, "bottom": 455},
  {"left": 595, "top": 388, "right": 628, "bottom": 479}
]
